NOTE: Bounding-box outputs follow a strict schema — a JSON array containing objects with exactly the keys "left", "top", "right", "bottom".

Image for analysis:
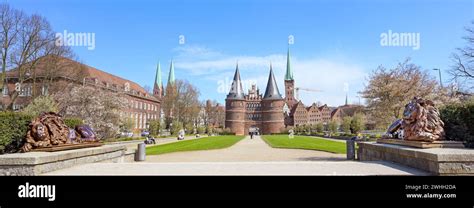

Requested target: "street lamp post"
[{"left": 433, "top": 68, "right": 443, "bottom": 88}]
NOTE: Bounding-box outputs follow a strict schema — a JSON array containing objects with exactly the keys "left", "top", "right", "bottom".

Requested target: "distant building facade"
[{"left": 1, "top": 56, "right": 161, "bottom": 131}]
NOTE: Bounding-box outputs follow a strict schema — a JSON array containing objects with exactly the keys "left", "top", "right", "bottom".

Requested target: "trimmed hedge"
[
  {"left": 0, "top": 112, "right": 33, "bottom": 154},
  {"left": 64, "top": 117, "right": 84, "bottom": 129},
  {"left": 440, "top": 99, "right": 474, "bottom": 148}
]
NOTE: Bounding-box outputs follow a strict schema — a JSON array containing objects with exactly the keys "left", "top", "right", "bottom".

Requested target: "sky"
[{"left": 7, "top": 0, "right": 474, "bottom": 106}]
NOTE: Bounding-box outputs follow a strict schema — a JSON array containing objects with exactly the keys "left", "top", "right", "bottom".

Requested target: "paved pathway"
[
  {"left": 43, "top": 135, "right": 429, "bottom": 175},
  {"left": 44, "top": 161, "right": 428, "bottom": 175},
  {"left": 145, "top": 135, "right": 346, "bottom": 162}
]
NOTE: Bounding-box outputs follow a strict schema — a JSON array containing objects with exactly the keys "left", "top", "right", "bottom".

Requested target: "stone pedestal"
[
  {"left": 0, "top": 144, "right": 133, "bottom": 175},
  {"left": 358, "top": 142, "right": 474, "bottom": 175},
  {"left": 377, "top": 139, "right": 465, "bottom": 149}
]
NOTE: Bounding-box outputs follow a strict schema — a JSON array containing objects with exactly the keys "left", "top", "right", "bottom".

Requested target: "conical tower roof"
[
  {"left": 264, "top": 63, "right": 282, "bottom": 100},
  {"left": 227, "top": 62, "right": 245, "bottom": 99},
  {"left": 285, "top": 47, "right": 294, "bottom": 81},
  {"left": 168, "top": 60, "right": 175, "bottom": 85},
  {"left": 155, "top": 61, "right": 162, "bottom": 87}
]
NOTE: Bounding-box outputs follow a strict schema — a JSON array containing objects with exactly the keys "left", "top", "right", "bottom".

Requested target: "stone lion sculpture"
[
  {"left": 385, "top": 97, "right": 445, "bottom": 142},
  {"left": 402, "top": 97, "right": 445, "bottom": 141},
  {"left": 21, "top": 112, "right": 76, "bottom": 152}
]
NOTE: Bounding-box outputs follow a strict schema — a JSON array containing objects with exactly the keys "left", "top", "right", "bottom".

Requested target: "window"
[
  {"left": 135, "top": 113, "right": 138, "bottom": 129},
  {"left": 12, "top": 104, "right": 23, "bottom": 111},
  {"left": 19, "top": 84, "right": 32, "bottom": 97},
  {"left": 41, "top": 85, "right": 49, "bottom": 95},
  {"left": 2, "top": 85, "right": 8, "bottom": 96}
]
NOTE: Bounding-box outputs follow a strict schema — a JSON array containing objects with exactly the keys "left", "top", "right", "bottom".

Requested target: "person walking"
[{"left": 249, "top": 130, "right": 254, "bottom": 139}]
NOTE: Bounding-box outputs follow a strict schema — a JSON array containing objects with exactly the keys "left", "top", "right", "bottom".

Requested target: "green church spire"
[
  {"left": 155, "top": 61, "right": 162, "bottom": 87},
  {"left": 168, "top": 59, "right": 175, "bottom": 85},
  {"left": 285, "top": 46, "right": 294, "bottom": 81}
]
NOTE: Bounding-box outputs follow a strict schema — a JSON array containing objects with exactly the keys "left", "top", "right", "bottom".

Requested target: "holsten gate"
[
  {"left": 225, "top": 63, "right": 285, "bottom": 135},
  {"left": 225, "top": 47, "right": 323, "bottom": 135}
]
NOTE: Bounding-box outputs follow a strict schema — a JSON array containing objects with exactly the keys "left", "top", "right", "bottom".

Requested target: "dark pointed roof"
[
  {"left": 263, "top": 64, "right": 282, "bottom": 100},
  {"left": 227, "top": 62, "right": 245, "bottom": 99}
]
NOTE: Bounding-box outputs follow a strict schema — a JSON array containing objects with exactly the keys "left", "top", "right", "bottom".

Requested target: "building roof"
[
  {"left": 318, "top": 104, "right": 329, "bottom": 111},
  {"left": 227, "top": 63, "right": 245, "bottom": 99},
  {"left": 331, "top": 104, "right": 364, "bottom": 118},
  {"left": 5, "top": 56, "right": 158, "bottom": 101},
  {"left": 263, "top": 64, "right": 282, "bottom": 100},
  {"left": 290, "top": 100, "right": 305, "bottom": 115}
]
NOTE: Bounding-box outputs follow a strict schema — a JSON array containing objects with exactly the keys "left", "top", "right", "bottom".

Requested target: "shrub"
[
  {"left": 170, "top": 120, "right": 183, "bottom": 136},
  {"left": 0, "top": 112, "right": 33, "bottom": 154},
  {"left": 279, "top": 126, "right": 292, "bottom": 134},
  {"left": 350, "top": 113, "right": 365, "bottom": 134},
  {"left": 328, "top": 120, "right": 338, "bottom": 134},
  {"left": 341, "top": 116, "right": 352, "bottom": 133},
  {"left": 64, "top": 117, "right": 84, "bottom": 129},
  {"left": 21, "top": 95, "right": 58, "bottom": 117},
  {"left": 197, "top": 126, "right": 206, "bottom": 134},
  {"left": 216, "top": 128, "right": 234, "bottom": 135},
  {"left": 206, "top": 125, "right": 214, "bottom": 134},
  {"left": 440, "top": 98, "right": 474, "bottom": 147},
  {"left": 315, "top": 123, "right": 324, "bottom": 133},
  {"left": 148, "top": 119, "right": 160, "bottom": 136},
  {"left": 184, "top": 123, "right": 194, "bottom": 134}
]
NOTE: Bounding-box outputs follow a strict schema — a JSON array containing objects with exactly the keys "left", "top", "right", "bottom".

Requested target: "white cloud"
[{"left": 172, "top": 45, "right": 368, "bottom": 106}]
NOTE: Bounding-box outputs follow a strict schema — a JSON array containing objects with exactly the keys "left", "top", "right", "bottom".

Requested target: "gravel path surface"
[{"left": 43, "top": 135, "right": 429, "bottom": 175}]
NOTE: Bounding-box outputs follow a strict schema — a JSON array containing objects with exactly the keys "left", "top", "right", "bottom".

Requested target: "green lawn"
[
  {"left": 146, "top": 135, "right": 245, "bottom": 155},
  {"left": 261, "top": 135, "right": 346, "bottom": 154}
]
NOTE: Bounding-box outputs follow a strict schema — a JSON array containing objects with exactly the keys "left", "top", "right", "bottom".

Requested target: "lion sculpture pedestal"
[
  {"left": 378, "top": 97, "right": 463, "bottom": 149},
  {"left": 358, "top": 97, "right": 472, "bottom": 175}
]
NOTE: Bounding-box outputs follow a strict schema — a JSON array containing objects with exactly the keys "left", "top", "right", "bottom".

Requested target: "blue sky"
[{"left": 7, "top": 0, "right": 474, "bottom": 106}]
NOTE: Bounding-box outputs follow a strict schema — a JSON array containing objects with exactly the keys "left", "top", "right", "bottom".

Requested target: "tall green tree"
[
  {"left": 341, "top": 116, "right": 352, "bottom": 133},
  {"left": 350, "top": 113, "right": 365, "bottom": 134},
  {"left": 148, "top": 119, "right": 160, "bottom": 136},
  {"left": 315, "top": 123, "right": 324, "bottom": 133},
  {"left": 328, "top": 120, "right": 338, "bottom": 134}
]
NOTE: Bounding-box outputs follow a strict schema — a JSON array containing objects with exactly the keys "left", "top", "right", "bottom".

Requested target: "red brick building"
[
  {"left": 1, "top": 56, "right": 161, "bottom": 131},
  {"left": 225, "top": 64, "right": 285, "bottom": 135}
]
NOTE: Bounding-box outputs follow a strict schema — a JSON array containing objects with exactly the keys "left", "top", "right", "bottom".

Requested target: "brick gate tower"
[
  {"left": 225, "top": 63, "right": 285, "bottom": 135},
  {"left": 225, "top": 63, "right": 246, "bottom": 135}
]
